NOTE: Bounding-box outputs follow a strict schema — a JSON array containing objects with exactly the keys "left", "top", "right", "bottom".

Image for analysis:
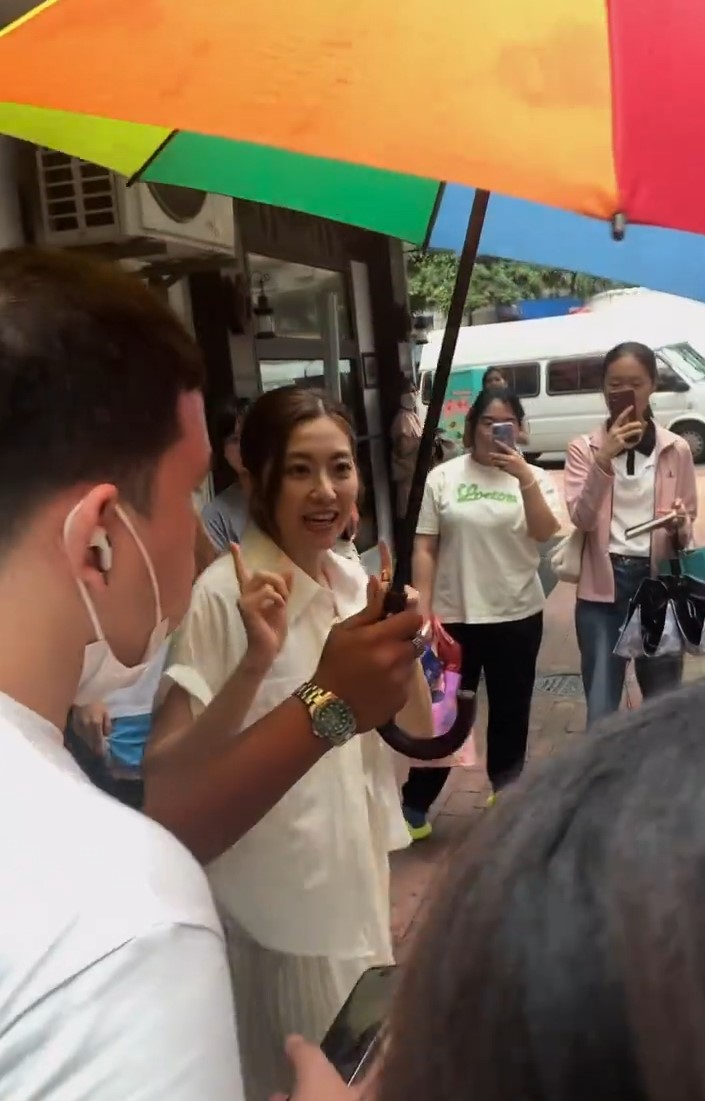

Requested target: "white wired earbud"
[{"left": 89, "top": 528, "right": 113, "bottom": 574}]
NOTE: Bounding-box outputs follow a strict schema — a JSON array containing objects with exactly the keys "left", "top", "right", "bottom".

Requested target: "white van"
[{"left": 418, "top": 312, "right": 705, "bottom": 461}]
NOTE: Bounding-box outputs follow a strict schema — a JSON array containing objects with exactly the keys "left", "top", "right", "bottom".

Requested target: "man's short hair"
[{"left": 0, "top": 248, "right": 204, "bottom": 543}]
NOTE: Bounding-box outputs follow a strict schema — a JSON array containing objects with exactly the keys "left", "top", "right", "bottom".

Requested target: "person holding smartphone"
[
  {"left": 403, "top": 388, "right": 561, "bottom": 838},
  {"left": 465, "top": 367, "right": 530, "bottom": 446},
  {"left": 565, "top": 341, "right": 697, "bottom": 728}
]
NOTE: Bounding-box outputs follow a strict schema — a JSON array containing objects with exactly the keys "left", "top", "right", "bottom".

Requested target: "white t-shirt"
[
  {"left": 0, "top": 692, "right": 244, "bottom": 1101},
  {"left": 608, "top": 450, "right": 656, "bottom": 558},
  {"left": 417, "top": 454, "right": 561, "bottom": 624},
  {"left": 164, "top": 525, "right": 408, "bottom": 960}
]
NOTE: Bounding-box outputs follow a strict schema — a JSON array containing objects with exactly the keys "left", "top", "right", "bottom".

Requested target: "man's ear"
[{"left": 64, "top": 484, "right": 118, "bottom": 588}]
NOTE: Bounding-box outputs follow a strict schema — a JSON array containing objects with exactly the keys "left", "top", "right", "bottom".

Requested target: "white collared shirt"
[
  {"left": 164, "top": 526, "right": 409, "bottom": 959},
  {"left": 608, "top": 449, "right": 657, "bottom": 558},
  {"left": 0, "top": 693, "right": 243, "bottom": 1100}
]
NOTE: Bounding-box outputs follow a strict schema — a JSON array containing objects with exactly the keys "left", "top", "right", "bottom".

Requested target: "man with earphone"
[{"left": 0, "top": 248, "right": 421, "bottom": 1101}]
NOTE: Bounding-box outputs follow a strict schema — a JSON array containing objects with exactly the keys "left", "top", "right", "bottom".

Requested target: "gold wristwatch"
[{"left": 293, "top": 681, "right": 357, "bottom": 747}]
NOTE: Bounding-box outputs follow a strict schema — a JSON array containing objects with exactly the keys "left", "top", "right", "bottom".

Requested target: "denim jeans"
[{"left": 576, "top": 555, "right": 683, "bottom": 729}]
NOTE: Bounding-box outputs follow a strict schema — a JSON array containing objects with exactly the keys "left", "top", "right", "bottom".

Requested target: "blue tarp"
[
  {"left": 518, "top": 297, "right": 582, "bottom": 319},
  {"left": 430, "top": 187, "right": 705, "bottom": 303}
]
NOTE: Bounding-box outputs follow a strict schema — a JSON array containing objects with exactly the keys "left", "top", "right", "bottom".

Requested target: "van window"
[
  {"left": 421, "top": 361, "right": 539, "bottom": 405},
  {"left": 547, "top": 355, "right": 603, "bottom": 395},
  {"left": 666, "top": 342, "right": 705, "bottom": 382},
  {"left": 487, "top": 362, "right": 540, "bottom": 398},
  {"left": 655, "top": 356, "right": 689, "bottom": 393}
]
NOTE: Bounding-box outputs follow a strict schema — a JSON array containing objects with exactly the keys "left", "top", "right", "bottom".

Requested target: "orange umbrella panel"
[
  {"left": 0, "top": 0, "right": 617, "bottom": 220},
  {"left": 0, "top": 0, "right": 704, "bottom": 234}
]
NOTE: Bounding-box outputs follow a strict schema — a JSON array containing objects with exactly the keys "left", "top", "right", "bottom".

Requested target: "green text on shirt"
[{"left": 456, "top": 482, "right": 518, "bottom": 504}]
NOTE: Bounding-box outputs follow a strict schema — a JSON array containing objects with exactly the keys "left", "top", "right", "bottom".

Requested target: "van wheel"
[{"left": 674, "top": 421, "right": 705, "bottom": 462}]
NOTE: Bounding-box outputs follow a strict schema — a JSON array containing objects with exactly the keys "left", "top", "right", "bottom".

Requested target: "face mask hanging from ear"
[{"left": 65, "top": 500, "right": 170, "bottom": 706}]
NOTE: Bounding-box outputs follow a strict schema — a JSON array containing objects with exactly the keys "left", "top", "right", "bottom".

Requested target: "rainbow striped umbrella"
[{"left": 0, "top": 0, "right": 703, "bottom": 244}]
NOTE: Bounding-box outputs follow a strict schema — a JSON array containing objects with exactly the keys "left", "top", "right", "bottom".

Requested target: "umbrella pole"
[
  {"left": 377, "top": 190, "right": 489, "bottom": 761},
  {"left": 391, "top": 188, "right": 490, "bottom": 591}
]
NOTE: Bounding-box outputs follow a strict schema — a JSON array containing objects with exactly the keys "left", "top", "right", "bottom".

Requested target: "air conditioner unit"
[{"left": 33, "top": 148, "right": 236, "bottom": 257}]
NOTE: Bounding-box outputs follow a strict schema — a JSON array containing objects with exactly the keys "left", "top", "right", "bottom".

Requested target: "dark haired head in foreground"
[
  {"left": 0, "top": 247, "right": 209, "bottom": 700},
  {"left": 382, "top": 682, "right": 705, "bottom": 1101}
]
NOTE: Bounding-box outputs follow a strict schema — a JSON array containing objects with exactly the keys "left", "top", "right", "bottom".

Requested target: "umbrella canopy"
[
  {"left": 0, "top": 103, "right": 440, "bottom": 244},
  {"left": 0, "top": 0, "right": 703, "bottom": 239},
  {"left": 431, "top": 188, "right": 705, "bottom": 303}
]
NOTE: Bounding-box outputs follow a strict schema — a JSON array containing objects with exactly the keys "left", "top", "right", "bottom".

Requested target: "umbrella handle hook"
[{"left": 377, "top": 692, "right": 476, "bottom": 760}]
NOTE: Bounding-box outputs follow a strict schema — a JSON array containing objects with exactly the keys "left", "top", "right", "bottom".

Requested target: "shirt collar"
[{"left": 239, "top": 524, "right": 363, "bottom": 625}]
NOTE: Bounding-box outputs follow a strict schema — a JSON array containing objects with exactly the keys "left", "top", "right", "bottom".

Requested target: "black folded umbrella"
[
  {"left": 658, "top": 552, "right": 705, "bottom": 654},
  {"left": 616, "top": 563, "right": 705, "bottom": 660}
]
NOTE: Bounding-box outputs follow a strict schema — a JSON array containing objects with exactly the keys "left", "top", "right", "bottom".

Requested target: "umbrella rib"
[
  {"left": 127, "top": 129, "right": 179, "bottom": 187},
  {"left": 421, "top": 182, "right": 446, "bottom": 251}
]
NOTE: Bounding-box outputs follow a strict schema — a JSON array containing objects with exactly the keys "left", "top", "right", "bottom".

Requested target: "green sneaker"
[{"left": 402, "top": 805, "right": 433, "bottom": 842}]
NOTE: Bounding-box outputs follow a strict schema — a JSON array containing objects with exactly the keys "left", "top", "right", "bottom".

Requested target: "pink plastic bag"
[
  {"left": 410, "top": 622, "right": 478, "bottom": 770},
  {"left": 432, "top": 669, "right": 461, "bottom": 736}
]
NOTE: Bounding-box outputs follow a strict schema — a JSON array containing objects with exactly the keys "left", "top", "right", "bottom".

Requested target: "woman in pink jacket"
[{"left": 565, "top": 342, "right": 697, "bottom": 728}]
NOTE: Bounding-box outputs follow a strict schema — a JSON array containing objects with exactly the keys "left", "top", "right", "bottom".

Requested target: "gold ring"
[{"left": 380, "top": 569, "right": 391, "bottom": 583}]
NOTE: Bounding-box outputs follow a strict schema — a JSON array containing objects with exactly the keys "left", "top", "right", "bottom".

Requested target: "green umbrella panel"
[{"left": 0, "top": 103, "right": 442, "bottom": 244}]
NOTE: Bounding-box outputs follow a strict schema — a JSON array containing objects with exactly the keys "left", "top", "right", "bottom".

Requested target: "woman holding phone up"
[
  {"left": 403, "top": 388, "right": 561, "bottom": 837},
  {"left": 565, "top": 341, "right": 697, "bottom": 728}
]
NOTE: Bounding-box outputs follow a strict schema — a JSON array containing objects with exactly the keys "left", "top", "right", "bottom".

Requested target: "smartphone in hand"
[
  {"left": 320, "top": 965, "right": 398, "bottom": 1086},
  {"left": 491, "top": 421, "right": 516, "bottom": 450},
  {"left": 608, "top": 388, "right": 637, "bottom": 421},
  {"left": 625, "top": 511, "right": 677, "bottom": 541}
]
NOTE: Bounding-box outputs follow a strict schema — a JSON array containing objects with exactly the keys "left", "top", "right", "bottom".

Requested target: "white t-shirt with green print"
[{"left": 416, "top": 454, "right": 561, "bottom": 625}]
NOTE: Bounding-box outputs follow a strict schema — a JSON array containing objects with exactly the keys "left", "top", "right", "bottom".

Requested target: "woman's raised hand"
[
  {"left": 489, "top": 440, "right": 534, "bottom": 488},
  {"left": 231, "top": 543, "right": 293, "bottom": 673},
  {"left": 596, "top": 406, "right": 643, "bottom": 467}
]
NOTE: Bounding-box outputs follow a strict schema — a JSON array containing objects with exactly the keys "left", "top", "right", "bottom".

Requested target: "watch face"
[{"left": 315, "top": 697, "right": 357, "bottom": 745}]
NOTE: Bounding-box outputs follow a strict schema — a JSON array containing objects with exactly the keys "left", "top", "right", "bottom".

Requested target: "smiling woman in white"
[{"left": 160, "top": 388, "right": 408, "bottom": 1101}]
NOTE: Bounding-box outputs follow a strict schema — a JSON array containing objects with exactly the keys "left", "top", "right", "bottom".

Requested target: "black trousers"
[{"left": 402, "top": 612, "right": 543, "bottom": 812}]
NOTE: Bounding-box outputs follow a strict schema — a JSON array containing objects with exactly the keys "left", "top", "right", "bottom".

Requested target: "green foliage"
[{"left": 406, "top": 250, "right": 620, "bottom": 315}]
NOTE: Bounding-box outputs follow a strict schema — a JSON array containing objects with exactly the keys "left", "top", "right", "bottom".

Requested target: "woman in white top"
[
  {"left": 154, "top": 386, "right": 411, "bottom": 1101},
  {"left": 404, "top": 388, "right": 561, "bottom": 836}
]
